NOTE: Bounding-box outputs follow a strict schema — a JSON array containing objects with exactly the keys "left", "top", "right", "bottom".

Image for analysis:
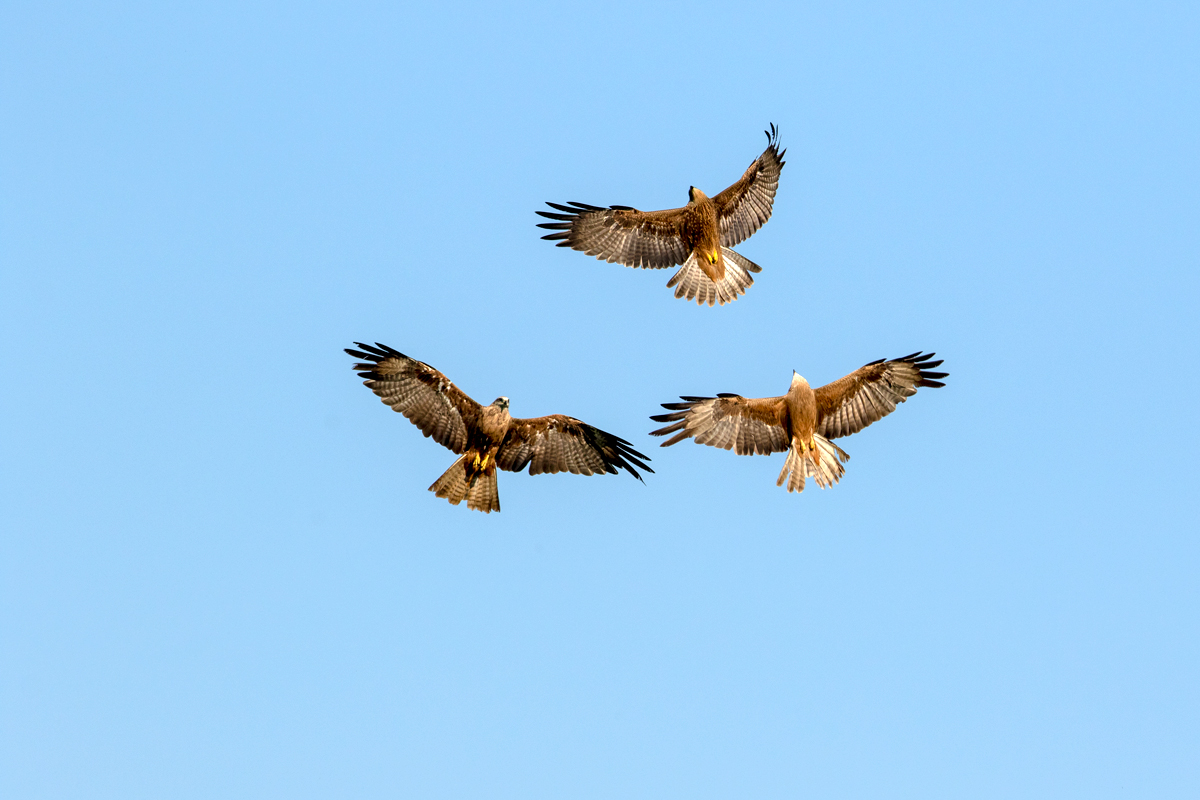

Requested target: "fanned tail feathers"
[
  {"left": 429, "top": 455, "right": 501, "bottom": 513},
  {"left": 666, "top": 248, "right": 761, "bottom": 306},
  {"left": 776, "top": 436, "right": 850, "bottom": 493}
]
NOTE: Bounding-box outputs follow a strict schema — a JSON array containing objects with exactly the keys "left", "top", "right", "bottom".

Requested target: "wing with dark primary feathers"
[
  {"left": 649, "top": 394, "right": 790, "bottom": 454},
  {"left": 345, "top": 342, "right": 482, "bottom": 454},
  {"left": 712, "top": 123, "right": 786, "bottom": 248},
  {"left": 536, "top": 202, "right": 691, "bottom": 269},
  {"left": 815, "top": 352, "right": 948, "bottom": 440},
  {"left": 495, "top": 415, "right": 652, "bottom": 481}
]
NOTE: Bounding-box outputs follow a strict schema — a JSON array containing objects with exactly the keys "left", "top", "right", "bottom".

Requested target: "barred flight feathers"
[
  {"left": 345, "top": 342, "right": 480, "bottom": 454},
  {"left": 649, "top": 395, "right": 790, "bottom": 454},
  {"left": 713, "top": 123, "right": 786, "bottom": 247},
  {"left": 496, "top": 415, "right": 652, "bottom": 482},
  {"left": 536, "top": 203, "right": 690, "bottom": 269},
  {"left": 815, "top": 352, "right": 948, "bottom": 440}
]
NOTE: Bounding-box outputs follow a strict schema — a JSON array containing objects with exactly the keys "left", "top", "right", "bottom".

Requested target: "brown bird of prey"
[
  {"left": 650, "top": 353, "right": 947, "bottom": 493},
  {"left": 346, "top": 343, "right": 651, "bottom": 513},
  {"left": 536, "top": 124, "right": 785, "bottom": 307}
]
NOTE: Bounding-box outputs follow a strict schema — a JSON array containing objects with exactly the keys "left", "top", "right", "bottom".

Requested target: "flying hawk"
[
  {"left": 346, "top": 343, "right": 651, "bottom": 513},
  {"left": 649, "top": 353, "right": 947, "bottom": 493},
  {"left": 536, "top": 124, "right": 785, "bottom": 307}
]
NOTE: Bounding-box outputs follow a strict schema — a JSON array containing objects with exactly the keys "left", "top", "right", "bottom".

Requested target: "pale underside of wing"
[
  {"left": 815, "top": 352, "right": 948, "bottom": 440},
  {"left": 346, "top": 342, "right": 481, "bottom": 454},
  {"left": 649, "top": 394, "right": 790, "bottom": 455},
  {"left": 536, "top": 202, "right": 691, "bottom": 269},
  {"left": 713, "top": 123, "right": 786, "bottom": 248},
  {"left": 495, "top": 414, "right": 652, "bottom": 481}
]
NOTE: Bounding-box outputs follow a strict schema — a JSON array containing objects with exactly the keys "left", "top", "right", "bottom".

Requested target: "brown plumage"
[
  {"left": 536, "top": 124, "right": 785, "bottom": 306},
  {"left": 649, "top": 353, "right": 947, "bottom": 493},
  {"left": 346, "top": 342, "right": 651, "bottom": 513}
]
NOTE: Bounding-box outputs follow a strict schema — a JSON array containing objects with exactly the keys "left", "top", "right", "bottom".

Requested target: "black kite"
[
  {"left": 536, "top": 125, "right": 785, "bottom": 306},
  {"left": 650, "top": 353, "right": 947, "bottom": 492},
  {"left": 347, "top": 343, "right": 651, "bottom": 513}
]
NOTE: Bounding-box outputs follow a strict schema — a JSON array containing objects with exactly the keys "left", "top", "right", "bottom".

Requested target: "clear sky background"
[{"left": 3, "top": 1, "right": 1199, "bottom": 797}]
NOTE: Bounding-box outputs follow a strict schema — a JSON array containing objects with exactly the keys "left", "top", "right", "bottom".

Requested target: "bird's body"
[
  {"left": 431, "top": 398, "right": 511, "bottom": 512},
  {"left": 347, "top": 343, "right": 651, "bottom": 513},
  {"left": 537, "top": 125, "right": 785, "bottom": 306},
  {"left": 678, "top": 188, "right": 725, "bottom": 282},
  {"left": 774, "top": 372, "right": 851, "bottom": 492},
  {"left": 650, "top": 353, "right": 947, "bottom": 493}
]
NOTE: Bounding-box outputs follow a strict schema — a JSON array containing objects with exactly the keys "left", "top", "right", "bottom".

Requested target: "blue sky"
[{"left": 3, "top": 1, "right": 1198, "bottom": 797}]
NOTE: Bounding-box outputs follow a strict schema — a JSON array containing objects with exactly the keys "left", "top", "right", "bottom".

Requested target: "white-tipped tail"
[
  {"left": 665, "top": 247, "right": 762, "bottom": 307},
  {"left": 776, "top": 435, "right": 850, "bottom": 493},
  {"left": 429, "top": 455, "right": 501, "bottom": 513}
]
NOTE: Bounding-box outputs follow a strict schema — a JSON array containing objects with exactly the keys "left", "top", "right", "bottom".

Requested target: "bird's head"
[
  {"left": 688, "top": 186, "right": 709, "bottom": 203},
  {"left": 791, "top": 371, "right": 810, "bottom": 390},
  {"left": 491, "top": 396, "right": 510, "bottom": 411}
]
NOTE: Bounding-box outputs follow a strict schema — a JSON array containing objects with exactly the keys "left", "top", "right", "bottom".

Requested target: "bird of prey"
[
  {"left": 346, "top": 342, "right": 651, "bottom": 513},
  {"left": 536, "top": 124, "right": 786, "bottom": 307},
  {"left": 649, "top": 353, "right": 947, "bottom": 493}
]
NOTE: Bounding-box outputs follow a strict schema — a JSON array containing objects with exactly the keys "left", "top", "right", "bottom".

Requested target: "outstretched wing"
[
  {"left": 536, "top": 202, "right": 691, "bottom": 269},
  {"left": 815, "top": 352, "right": 948, "bottom": 440},
  {"left": 495, "top": 415, "right": 652, "bottom": 481},
  {"left": 345, "top": 342, "right": 481, "bottom": 454},
  {"left": 712, "top": 123, "right": 786, "bottom": 248},
  {"left": 649, "top": 394, "right": 790, "bottom": 454}
]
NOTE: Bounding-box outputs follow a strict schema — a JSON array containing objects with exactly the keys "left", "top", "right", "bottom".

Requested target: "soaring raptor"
[
  {"left": 536, "top": 124, "right": 785, "bottom": 307},
  {"left": 346, "top": 343, "right": 651, "bottom": 513},
  {"left": 650, "top": 353, "right": 947, "bottom": 493}
]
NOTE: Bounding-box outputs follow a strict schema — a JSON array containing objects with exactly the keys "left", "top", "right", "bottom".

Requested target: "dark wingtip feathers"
[
  {"left": 583, "top": 425, "right": 653, "bottom": 483},
  {"left": 899, "top": 352, "right": 949, "bottom": 389},
  {"left": 649, "top": 396, "right": 712, "bottom": 445},
  {"left": 538, "top": 200, "right": 638, "bottom": 225},
  {"left": 763, "top": 122, "right": 785, "bottom": 164},
  {"left": 612, "top": 440, "right": 654, "bottom": 483},
  {"left": 346, "top": 342, "right": 409, "bottom": 378},
  {"left": 346, "top": 342, "right": 397, "bottom": 363}
]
